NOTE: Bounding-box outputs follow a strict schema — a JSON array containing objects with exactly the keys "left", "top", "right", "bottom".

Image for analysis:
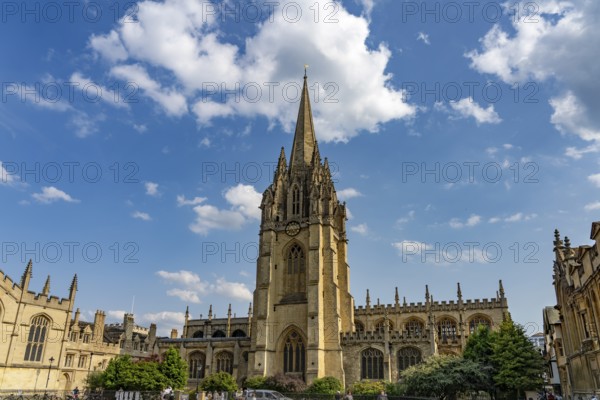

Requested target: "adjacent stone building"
[
  {"left": 0, "top": 262, "right": 156, "bottom": 391},
  {"left": 157, "top": 74, "right": 510, "bottom": 388},
  {"left": 547, "top": 223, "right": 600, "bottom": 397}
]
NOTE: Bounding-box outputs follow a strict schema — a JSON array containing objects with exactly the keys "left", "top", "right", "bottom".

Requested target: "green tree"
[
  {"left": 160, "top": 347, "right": 188, "bottom": 389},
  {"left": 200, "top": 372, "right": 239, "bottom": 392},
  {"left": 400, "top": 355, "right": 489, "bottom": 400},
  {"left": 85, "top": 371, "right": 105, "bottom": 390},
  {"left": 491, "top": 318, "right": 545, "bottom": 398},
  {"left": 133, "top": 361, "right": 168, "bottom": 391},
  {"left": 306, "top": 376, "right": 343, "bottom": 394},
  {"left": 102, "top": 355, "right": 137, "bottom": 390},
  {"left": 463, "top": 324, "right": 496, "bottom": 396}
]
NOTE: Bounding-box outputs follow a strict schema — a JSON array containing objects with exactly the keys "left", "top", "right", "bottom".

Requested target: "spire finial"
[
  {"left": 366, "top": 289, "right": 371, "bottom": 308},
  {"left": 42, "top": 275, "right": 51, "bottom": 296},
  {"left": 394, "top": 287, "right": 399, "bottom": 306},
  {"left": 304, "top": 64, "right": 309, "bottom": 78},
  {"left": 457, "top": 282, "right": 462, "bottom": 300},
  {"left": 499, "top": 279, "right": 505, "bottom": 298},
  {"left": 425, "top": 284, "right": 430, "bottom": 301}
]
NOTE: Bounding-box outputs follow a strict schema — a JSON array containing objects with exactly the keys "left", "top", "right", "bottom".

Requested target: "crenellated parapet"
[
  {"left": 0, "top": 265, "right": 73, "bottom": 310},
  {"left": 340, "top": 330, "right": 430, "bottom": 343}
]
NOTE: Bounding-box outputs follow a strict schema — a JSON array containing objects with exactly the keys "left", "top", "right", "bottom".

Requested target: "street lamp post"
[{"left": 45, "top": 356, "right": 55, "bottom": 391}]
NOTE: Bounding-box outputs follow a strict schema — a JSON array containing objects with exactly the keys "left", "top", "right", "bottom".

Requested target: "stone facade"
[
  {"left": 547, "top": 223, "right": 600, "bottom": 397},
  {"left": 157, "top": 74, "right": 509, "bottom": 389},
  {"left": 0, "top": 262, "right": 155, "bottom": 391}
]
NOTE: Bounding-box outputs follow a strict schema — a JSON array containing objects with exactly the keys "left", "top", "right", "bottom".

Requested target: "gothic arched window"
[
  {"left": 192, "top": 330, "right": 204, "bottom": 338},
  {"left": 216, "top": 351, "right": 234, "bottom": 374},
  {"left": 188, "top": 351, "right": 206, "bottom": 379},
  {"left": 469, "top": 316, "right": 492, "bottom": 334},
  {"left": 24, "top": 315, "right": 50, "bottom": 362},
  {"left": 355, "top": 321, "right": 365, "bottom": 333},
  {"left": 212, "top": 330, "right": 226, "bottom": 338},
  {"left": 437, "top": 318, "right": 458, "bottom": 342},
  {"left": 292, "top": 186, "right": 300, "bottom": 216},
  {"left": 375, "top": 319, "right": 394, "bottom": 333},
  {"left": 283, "top": 330, "right": 305, "bottom": 374},
  {"left": 398, "top": 347, "right": 422, "bottom": 371},
  {"left": 361, "top": 348, "right": 384, "bottom": 379},
  {"left": 232, "top": 329, "right": 247, "bottom": 337},
  {"left": 283, "top": 244, "right": 306, "bottom": 301},
  {"left": 405, "top": 319, "right": 424, "bottom": 337}
]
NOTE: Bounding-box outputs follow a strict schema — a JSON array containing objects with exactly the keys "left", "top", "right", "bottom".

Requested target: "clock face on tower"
[{"left": 285, "top": 221, "right": 301, "bottom": 236}]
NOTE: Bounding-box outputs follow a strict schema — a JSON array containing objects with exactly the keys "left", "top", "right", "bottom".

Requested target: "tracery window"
[
  {"left": 437, "top": 318, "right": 457, "bottom": 341},
  {"left": 283, "top": 330, "right": 305, "bottom": 374},
  {"left": 375, "top": 319, "right": 393, "bottom": 333},
  {"left": 189, "top": 351, "right": 206, "bottom": 379},
  {"left": 469, "top": 316, "right": 491, "bottom": 334},
  {"left": 283, "top": 244, "right": 306, "bottom": 299},
  {"left": 292, "top": 186, "right": 300, "bottom": 216},
  {"left": 405, "top": 319, "right": 424, "bottom": 337},
  {"left": 398, "top": 347, "right": 422, "bottom": 371},
  {"left": 216, "top": 351, "right": 233, "bottom": 374},
  {"left": 24, "top": 315, "right": 50, "bottom": 362},
  {"left": 361, "top": 348, "right": 384, "bottom": 379}
]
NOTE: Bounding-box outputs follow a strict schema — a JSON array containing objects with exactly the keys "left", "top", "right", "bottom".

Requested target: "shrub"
[
  {"left": 264, "top": 373, "right": 307, "bottom": 392},
  {"left": 200, "top": 372, "right": 239, "bottom": 392},
  {"left": 350, "top": 381, "right": 386, "bottom": 395},
  {"left": 244, "top": 376, "right": 269, "bottom": 389},
  {"left": 306, "top": 377, "right": 343, "bottom": 394}
]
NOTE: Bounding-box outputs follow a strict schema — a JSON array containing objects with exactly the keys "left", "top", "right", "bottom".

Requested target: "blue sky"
[{"left": 1, "top": 0, "right": 599, "bottom": 336}]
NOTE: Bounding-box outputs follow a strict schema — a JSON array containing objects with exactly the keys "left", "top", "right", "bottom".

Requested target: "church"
[{"left": 156, "top": 74, "right": 510, "bottom": 387}]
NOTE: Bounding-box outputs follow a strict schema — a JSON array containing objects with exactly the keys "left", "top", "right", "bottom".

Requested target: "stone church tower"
[{"left": 248, "top": 73, "right": 355, "bottom": 384}]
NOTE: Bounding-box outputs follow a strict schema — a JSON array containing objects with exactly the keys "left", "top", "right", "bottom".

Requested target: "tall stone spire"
[{"left": 289, "top": 73, "right": 317, "bottom": 170}]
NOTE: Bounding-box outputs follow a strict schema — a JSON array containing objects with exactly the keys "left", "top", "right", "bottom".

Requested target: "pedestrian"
[
  {"left": 591, "top": 394, "right": 598, "bottom": 400},
  {"left": 73, "top": 387, "right": 80, "bottom": 400},
  {"left": 377, "top": 390, "right": 387, "bottom": 400},
  {"left": 344, "top": 390, "right": 353, "bottom": 400},
  {"left": 335, "top": 391, "right": 342, "bottom": 400}
]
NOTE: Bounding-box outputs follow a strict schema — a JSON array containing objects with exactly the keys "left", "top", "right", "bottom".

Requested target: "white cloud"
[
  {"left": 69, "top": 72, "right": 129, "bottom": 109},
  {"left": 156, "top": 270, "right": 252, "bottom": 303},
  {"left": 392, "top": 240, "right": 489, "bottom": 265},
  {"left": 351, "top": 223, "right": 368, "bottom": 235},
  {"left": 179, "top": 184, "right": 261, "bottom": 235},
  {"left": 467, "top": 1, "right": 600, "bottom": 156},
  {"left": 584, "top": 202, "right": 600, "bottom": 211},
  {"left": 337, "top": 188, "right": 363, "bottom": 200},
  {"left": 212, "top": 278, "right": 253, "bottom": 302},
  {"left": 0, "top": 161, "right": 17, "bottom": 186},
  {"left": 488, "top": 217, "right": 501, "bottom": 224},
  {"left": 132, "top": 211, "right": 152, "bottom": 221},
  {"left": 199, "top": 137, "right": 211, "bottom": 148},
  {"left": 176, "top": 195, "right": 206, "bottom": 207},
  {"left": 223, "top": 184, "right": 262, "bottom": 220},
  {"left": 448, "top": 98, "right": 501, "bottom": 125},
  {"left": 106, "top": 310, "right": 128, "bottom": 321},
  {"left": 504, "top": 212, "right": 537, "bottom": 223},
  {"left": 88, "top": 0, "right": 416, "bottom": 142},
  {"left": 449, "top": 214, "right": 481, "bottom": 229},
  {"left": 145, "top": 181, "right": 160, "bottom": 196},
  {"left": 32, "top": 186, "right": 79, "bottom": 204},
  {"left": 133, "top": 124, "right": 147, "bottom": 133},
  {"left": 157, "top": 270, "right": 204, "bottom": 286},
  {"left": 166, "top": 289, "right": 201, "bottom": 303},
  {"left": 417, "top": 32, "right": 430, "bottom": 45},
  {"left": 588, "top": 173, "right": 600, "bottom": 188},
  {"left": 110, "top": 64, "right": 188, "bottom": 116},
  {"left": 141, "top": 311, "right": 186, "bottom": 336}
]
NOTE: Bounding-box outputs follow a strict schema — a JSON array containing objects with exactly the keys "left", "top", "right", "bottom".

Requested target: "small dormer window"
[{"left": 83, "top": 334, "right": 90, "bottom": 343}]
